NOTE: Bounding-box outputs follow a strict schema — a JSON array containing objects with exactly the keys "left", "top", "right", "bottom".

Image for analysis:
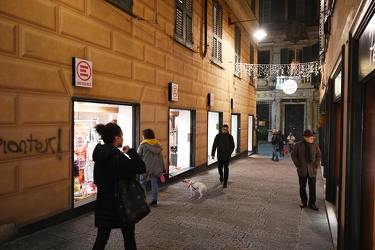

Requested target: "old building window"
[
  {"left": 234, "top": 25, "right": 241, "bottom": 77},
  {"left": 106, "top": 0, "right": 133, "bottom": 15},
  {"left": 212, "top": 0, "right": 223, "bottom": 65},
  {"left": 174, "top": 0, "right": 194, "bottom": 49},
  {"left": 258, "top": 50, "right": 270, "bottom": 78},
  {"left": 260, "top": 0, "right": 284, "bottom": 23},
  {"left": 251, "top": 0, "right": 256, "bottom": 14}
]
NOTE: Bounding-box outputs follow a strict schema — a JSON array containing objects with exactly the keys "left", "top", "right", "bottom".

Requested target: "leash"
[{"left": 168, "top": 173, "right": 196, "bottom": 190}]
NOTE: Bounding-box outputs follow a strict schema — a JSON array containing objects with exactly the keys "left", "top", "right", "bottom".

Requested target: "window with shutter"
[
  {"left": 212, "top": 0, "right": 223, "bottom": 65},
  {"left": 174, "top": 0, "right": 194, "bottom": 49},
  {"left": 106, "top": 0, "right": 133, "bottom": 15},
  {"left": 234, "top": 26, "right": 241, "bottom": 77},
  {"left": 280, "top": 48, "right": 289, "bottom": 75}
]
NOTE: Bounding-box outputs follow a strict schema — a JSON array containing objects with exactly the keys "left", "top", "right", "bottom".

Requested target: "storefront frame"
[
  {"left": 71, "top": 97, "right": 140, "bottom": 208},
  {"left": 168, "top": 108, "right": 196, "bottom": 175}
]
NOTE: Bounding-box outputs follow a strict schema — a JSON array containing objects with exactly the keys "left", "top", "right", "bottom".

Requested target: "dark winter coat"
[
  {"left": 271, "top": 132, "right": 279, "bottom": 146},
  {"left": 211, "top": 133, "right": 235, "bottom": 161},
  {"left": 93, "top": 144, "right": 146, "bottom": 228},
  {"left": 291, "top": 140, "right": 322, "bottom": 178},
  {"left": 278, "top": 133, "right": 286, "bottom": 148}
]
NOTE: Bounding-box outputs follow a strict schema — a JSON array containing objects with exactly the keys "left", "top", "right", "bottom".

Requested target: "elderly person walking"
[{"left": 291, "top": 130, "right": 322, "bottom": 211}]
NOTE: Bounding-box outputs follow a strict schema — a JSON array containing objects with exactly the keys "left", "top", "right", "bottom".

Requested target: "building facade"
[
  {"left": 256, "top": 0, "right": 321, "bottom": 142},
  {"left": 0, "top": 0, "right": 259, "bottom": 242},
  {"left": 319, "top": 0, "right": 375, "bottom": 249}
]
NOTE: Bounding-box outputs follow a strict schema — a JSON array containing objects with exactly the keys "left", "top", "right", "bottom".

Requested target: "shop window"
[
  {"left": 248, "top": 115, "right": 254, "bottom": 153},
  {"left": 73, "top": 100, "right": 135, "bottom": 207},
  {"left": 231, "top": 114, "right": 240, "bottom": 155},
  {"left": 169, "top": 109, "right": 195, "bottom": 174}
]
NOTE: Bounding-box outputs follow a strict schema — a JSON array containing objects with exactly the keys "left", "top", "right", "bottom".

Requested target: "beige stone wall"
[{"left": 0, "top": 0, "right": 256, "bottom": 233}]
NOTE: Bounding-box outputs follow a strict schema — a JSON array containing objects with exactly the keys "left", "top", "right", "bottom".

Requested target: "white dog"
[{"left": 185, "top": 179, "right": 207, "bottom": 199}]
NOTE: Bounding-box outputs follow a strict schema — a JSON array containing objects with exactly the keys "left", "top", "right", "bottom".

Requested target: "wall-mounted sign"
[
  {"left": 358, "top": 13, "right": 375, "bottom": 81},
  {"left": 208, "top": 93, "right": 214, "bottom": 106},
  {"left": 258, "top": 120, "right": 266, "bottom": 127},
  {"left": 168, "top": 82, "right": 178, "bottom": 101},
  {"left": 231, "top": 98, "right": 235, "bottom": 109},
  {"left": 72, "top": 58, "right": 92, "bottom": 88}
]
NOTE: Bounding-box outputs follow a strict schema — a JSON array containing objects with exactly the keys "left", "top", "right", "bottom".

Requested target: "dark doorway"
[{"left": 285, "top": 104, "right": 304, "bottom": 141}]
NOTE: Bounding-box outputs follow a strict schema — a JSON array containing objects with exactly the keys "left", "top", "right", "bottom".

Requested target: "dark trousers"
[
  {"left": 93, "top": 224, "right": 136, "bottom": 250},
  {"left": 298, "top": 175, "right": 316, "bottom": 205},
  {"left": 218, "top": 160, "right": 230, "bottom": 184}
]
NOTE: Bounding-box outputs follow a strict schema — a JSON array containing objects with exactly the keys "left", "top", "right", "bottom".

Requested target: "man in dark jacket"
[
  {"left": 211, "top": 124, "right": 235, "bottom": 188},
  {"left": 291, "top": 130, "right": 322, "bottom": 211}
]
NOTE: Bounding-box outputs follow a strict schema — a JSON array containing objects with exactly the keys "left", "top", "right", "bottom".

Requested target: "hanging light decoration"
[
  {"left": 235, "top": 61, "right": 320, "bottom": 79},
  {"left": 282, "top": 79, "right": 298, "bottom": 94}
]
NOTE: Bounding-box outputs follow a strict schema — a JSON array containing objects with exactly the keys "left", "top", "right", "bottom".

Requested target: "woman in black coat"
[{"left": 92, "top": 123, "right": 146, "bottom": 250}]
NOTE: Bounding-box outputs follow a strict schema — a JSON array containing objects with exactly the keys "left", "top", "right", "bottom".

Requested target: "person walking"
[
  {"left": 291, "top": 130, "right": 322, "bottom": 211},
  {"left": 278, "top": 130, "right": 286, "bottom": 157},
  {"left": 211, "top": 124, "right": 235, "bottom": 188},
  {"left": 92, "top": 122, "right": 146, "bottom": 250},
  {"left": 137, "top": 129, "right": 165, "bottom": 207},
  {"left": 287, "top": 132, "right": 296, "bottom": 153},
  {"left": 271, "top": 129, "right": 280, "bottom": 162}
]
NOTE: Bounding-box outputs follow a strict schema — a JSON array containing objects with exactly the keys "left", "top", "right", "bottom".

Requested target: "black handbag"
[{"left": 114, "top": 155, "right": 150, "bottom": 224}]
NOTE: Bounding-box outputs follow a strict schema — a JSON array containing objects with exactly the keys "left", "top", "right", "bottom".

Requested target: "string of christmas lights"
[{"left": 235, "top": 61, "right": 321, "bottom": 78}]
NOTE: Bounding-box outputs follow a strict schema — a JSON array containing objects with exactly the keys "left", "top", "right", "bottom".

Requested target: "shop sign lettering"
[
  {"left": 358, "top": 14, "right": 375, "bottom": 81},
  {"left": 0, "top": 129, "right": 61, "bottom": 154}
]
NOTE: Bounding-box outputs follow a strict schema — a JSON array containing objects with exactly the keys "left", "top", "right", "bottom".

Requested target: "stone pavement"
[{"left": 0, "top": 142, "right": 333, "bottom": 249}]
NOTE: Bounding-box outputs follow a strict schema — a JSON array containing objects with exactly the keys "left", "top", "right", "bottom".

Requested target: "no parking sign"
[{"left": 72, "top": 58, "right": 93, "bottom": 88}]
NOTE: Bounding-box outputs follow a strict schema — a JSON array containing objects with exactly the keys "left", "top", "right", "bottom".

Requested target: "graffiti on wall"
[{"left": 0, "top": 128, "right": 61, "bottom": 154}]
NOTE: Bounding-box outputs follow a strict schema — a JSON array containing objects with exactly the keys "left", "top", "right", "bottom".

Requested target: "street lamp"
[
  {"left": 228, "top": 17, "right": 267, "bottom": 41},
  {"left": 253, "top": 29, "right": 267, "bottom": 40}
]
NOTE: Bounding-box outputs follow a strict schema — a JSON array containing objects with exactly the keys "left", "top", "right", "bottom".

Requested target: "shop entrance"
[
  {"left": 285, "top": 104, "right": 304, "bottom": 141},
  {"left": 362, "top": 79, "right": 375, "bottom": 248},
  {"left": 207, "top": 111, "right": 223, "bottom": 165},
  {"left": 169, "top": 109, "right": 195, "bottom": 174},
  {"left": 231, "top": 114, "right": 240, "bottom": 155},
  {"left": 73, "top": 99, "right": 138, "bottom": 207},
  {"left": 248, "top": 115, "right": 255, "bottom": 153}
]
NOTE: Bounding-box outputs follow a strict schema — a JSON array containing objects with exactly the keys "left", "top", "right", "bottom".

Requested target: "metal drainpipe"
[{"left": 203, "top": 0, "right": 208, "bottom": 57}]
